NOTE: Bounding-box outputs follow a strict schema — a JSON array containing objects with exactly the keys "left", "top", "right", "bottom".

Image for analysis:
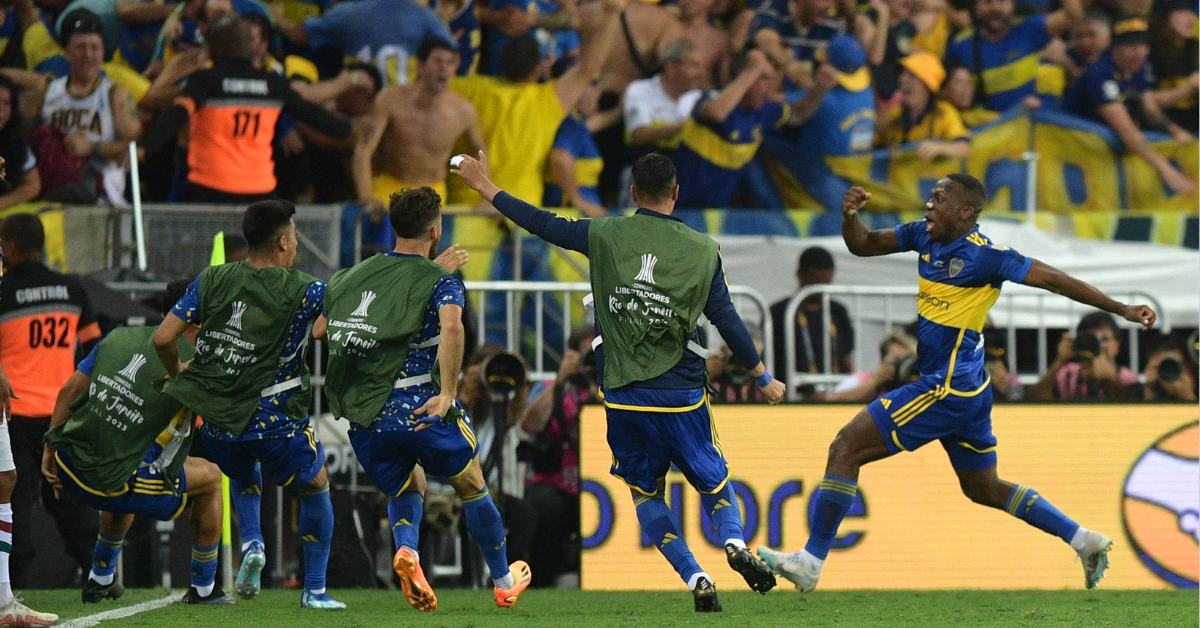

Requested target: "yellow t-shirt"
[
  {"left": 876, "top": 100, "right": 969, "bottom": 147},
  {"left": 452, "top": 75, "right": 566, "bottom": 205}
]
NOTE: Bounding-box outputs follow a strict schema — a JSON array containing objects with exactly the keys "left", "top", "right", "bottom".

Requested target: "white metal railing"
[{"left": 782, "top": 285, "right": 1171, "bottom": 401}]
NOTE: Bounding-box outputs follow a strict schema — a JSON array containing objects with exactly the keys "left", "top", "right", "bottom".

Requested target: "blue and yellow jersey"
[
  {"left": 945, "top": 15, "right": 1051, "bottom": 112},
  {"left": 448, "top": 0, "right": 480, "bottom": 76},
  {"left": 0, "top": 10, "right": 17, "bottom": 61},
  {"left": 303, "top": 0, "right": 453, "bottom": 86},
  {"left": 894, "top": 221, "right": 1031, "bottom": 392},
  {"left": 543, "top": 113, "right": 602, "bottom": 207},
  {"left": 875, "top": 100, "right": 969, "bottom": 147},
  {"left": 673, "top": 91, "right": 788, "bottom": 208},
  {"left": 1062, "top": 50, "right": 1155, "bottom": 124}
]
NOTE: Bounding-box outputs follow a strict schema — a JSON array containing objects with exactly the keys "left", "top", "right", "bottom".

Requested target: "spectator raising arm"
[
  {"left": 1097, "top": 102, "right": 1196, "bottom": 194},
  {"left": 556, "top": 0, "right": 627, "bottom": 112},
  {"left": 352, "top": 107, "right": 388, "bottom": 212},
  {"left": 1044, "top": 0, "right": 1083, "bottom": 36},
  {"left": 698, "top": 49, "right": 772, "bottom": 124}
]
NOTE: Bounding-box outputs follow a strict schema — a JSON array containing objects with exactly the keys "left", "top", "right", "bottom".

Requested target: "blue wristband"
[{"left": 755, "top": 371, "right": 773, "bottom": 388}]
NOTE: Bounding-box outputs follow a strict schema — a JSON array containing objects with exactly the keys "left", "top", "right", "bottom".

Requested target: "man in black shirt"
[{"left": 770, "top": 246, "right": 855, "bottom": 379}]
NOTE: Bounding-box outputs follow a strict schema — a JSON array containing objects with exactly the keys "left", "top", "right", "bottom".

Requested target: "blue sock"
[
  {"left": 462, "top": 489, "right": 510, "bottom": 580},
  {"left": 1006, "top": 485, "right": 1079, "bottom": 543},
  {"left": 299, "top": 485, "right": 334, "bottom": 593},
  {"left": 700, "top": 483, "right": 745, "bottom": 547},
  {"left": 230, "top": 466, "right": 264, "bottom": 553},
  {"left": 635, "top": 495, "right": 702, "bottom": 586},
  {"left": 804, "top": 475, "right": 857, "bottom": 560},
  {"left": 190, "top": 542, "right": 219, "bottom": 590},
  {"left": 90, "top": 533, "right": 124, "bottom": 581},
  {"left": 388, "top": 493, "right": 423, "bottom": 553}
]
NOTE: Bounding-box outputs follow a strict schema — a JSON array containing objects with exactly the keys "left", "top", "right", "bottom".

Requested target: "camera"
[
  {"left": 483, "top": 352, "right": 527, "bottom": 400},
  {"left": 1158, "top": 357, "right": 1183, "bottom": 384},
  {"left": 1072, "top": 332, "right": 1102, "bottom": 361},
  {"left": 886, "top": 355, "right": 918, "bottom": 390},
  {"left": 724, "top": 352, "right": 752, "bottom": 386},
  {"left": 566, "top": 348, "right": 597, "bottom": 391}
]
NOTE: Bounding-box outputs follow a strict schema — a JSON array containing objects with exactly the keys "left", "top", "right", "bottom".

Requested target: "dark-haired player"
[
  {"left": 757, "top": 175, "right": 1157, "bottom": 592},
  {"left": 455, "top": 151, "right": 785, "bottom": 612},
  {"left": 43, "top": 281, "right": 230, "bottom": 605},
  {"left": 318, "top": 187, "right": 529, "bottom": 613}
]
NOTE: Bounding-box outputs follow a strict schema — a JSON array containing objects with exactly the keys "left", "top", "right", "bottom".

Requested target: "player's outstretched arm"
[
  {"left": 153, "top": 313, "right": 191, "bottom": 377},
  {"left": 842, "top": 186, "right": 901, "bottom": 257},
  {"left": 1022, "top": 259, "right": 1157, "bottom": 330}
]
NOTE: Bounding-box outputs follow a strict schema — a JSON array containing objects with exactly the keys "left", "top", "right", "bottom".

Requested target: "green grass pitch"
[{"left": 27, "top": 588, "right": 1198, "bottom": 627}]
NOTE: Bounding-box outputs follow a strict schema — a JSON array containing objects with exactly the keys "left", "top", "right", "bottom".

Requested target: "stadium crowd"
[{"left": 0, "top": 0, "right": 1184, "bottom": 211}]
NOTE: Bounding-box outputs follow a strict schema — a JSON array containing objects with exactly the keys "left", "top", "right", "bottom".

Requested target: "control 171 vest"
[
  {"left": 588, "top": 214, "right": 719, "bottom": 389},
  {"left": 163, "top": 262, "right": 316, "bottom": 437},
  {"left": 46, "top": 326, "right": 196, "bottom": 494},
  {"left": 324, "top": 255, "right": 448, "bottom": 427}
]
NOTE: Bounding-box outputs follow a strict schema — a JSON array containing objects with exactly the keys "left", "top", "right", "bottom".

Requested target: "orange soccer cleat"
[
  {"left": 393, "top": 548, "right": 437, "bottom": 611},
  {"left": 493, "top": 561, "right": 531, "bottom": 609}
]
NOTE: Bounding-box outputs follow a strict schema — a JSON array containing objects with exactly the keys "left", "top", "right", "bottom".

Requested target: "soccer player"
[
  {"left": 42, "top": 281, "right": 230, "bottom": 605},
  {"left": 153, "top": 200, "right": 345, "bottom": 609},
  {"left": 455, "top": 151, "right": 787, "bottom": 612},
  {"left": 757, "top": 176, "right": 1156, "bottom": 592},
  {"left": 319, "top": 187, "right": 530, "bottom": 612}
]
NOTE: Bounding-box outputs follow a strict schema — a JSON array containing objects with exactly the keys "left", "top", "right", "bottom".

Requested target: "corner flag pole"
[
  {"left": 211, "top": 233, "right": 236, "bottom": 589},
  {"left": 128, "top": 142, "right": 146, "bottom": 272}
]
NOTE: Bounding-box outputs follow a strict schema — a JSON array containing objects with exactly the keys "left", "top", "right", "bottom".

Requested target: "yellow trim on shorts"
[
  {"left": 602, "top": 397, "right": 706, "bottom": 413},
  {"left": 956, "top": 441, "right": 997, "bottom": 454},
  {"left": 891, "top": 430, "right": 908, "bottom": 451},
  {"left": 54, "top": 451, "right": 129, "bottom": 497},
  {"left": 615, "top": 474, "right": 659, "bottom": 497},
  {"left": 945, "top": 376, "right": 992, "bottom": 397},
  {"left": 457, "top": 417, "right": 478, "bottom": 450},
  {"left": 169, "top": 494, "right": 190, "bottom": 520}
]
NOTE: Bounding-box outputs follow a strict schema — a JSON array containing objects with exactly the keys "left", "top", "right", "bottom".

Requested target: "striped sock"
[
  {"left": 1005, "top": 485, "right": 1080, "bottom": 543},
  {"left": 299, "top": 484, "right": 334, "bottom": 593},
  {"left": 635, "top": 495, "right": 703, "bottom": 588},
  {"left": 89, "top": 532, "right": 125, "bottom": 586},
  {"left": 461, "top": 489, "right": 510, "bottom": 584},
  {"left": 191, "top": 542, "right": 219, "bottom": 597},
  {"left": 803, "top": 475, "right": 858, "bottom": 560},
  {"left": 0, "top": 504, "right": 11, "bottom": 605}
]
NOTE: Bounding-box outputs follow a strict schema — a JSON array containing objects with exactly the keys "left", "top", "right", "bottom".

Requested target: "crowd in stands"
[{"left": 0, "top": 0, "right": 1186, "bottom": 213}]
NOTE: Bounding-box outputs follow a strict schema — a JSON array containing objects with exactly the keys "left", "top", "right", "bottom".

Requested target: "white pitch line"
[{"left": 58, "top": 590, "right": 180, "bottom": 628}]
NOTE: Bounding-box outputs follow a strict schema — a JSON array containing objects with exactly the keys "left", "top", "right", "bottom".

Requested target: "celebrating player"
[
  {"left": 42, "top": 282, "right": 230, "bottom": 605},
  {"left": 455, "top": 151, "right": 786, "bottom": 612},
  {"left": 757, "top": 176, "right": 1155, "bottom": 592},
  {"left": 318, "top": 187, "right": 533, "bottom": 612},
  {"left": 153, "top": 201, "right": 344, "bottom": 609}
]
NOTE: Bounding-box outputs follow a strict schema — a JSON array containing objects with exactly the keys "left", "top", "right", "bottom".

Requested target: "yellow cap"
[{"left": 899, "top": 51, "right": 946, "bottom": 93}]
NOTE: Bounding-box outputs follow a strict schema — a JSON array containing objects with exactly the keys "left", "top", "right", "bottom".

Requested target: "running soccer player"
[
  {"left": 319, "top": 187, "right": 530, "bottom": 612},
  {"left": 455, "top": 151, "right": 786, "bottom": 612},
  {"left": 154, "top": 200, "right": 344, "bottom": 609},
  {"left": 42, "top": 281, "right": 230, "bottom": 605},
  {"left": 757, "top": 177, "right": 1155, "bottom": 591}
]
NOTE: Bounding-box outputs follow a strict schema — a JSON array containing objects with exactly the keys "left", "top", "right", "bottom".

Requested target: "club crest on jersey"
[
  {"left": 228, "top": 301, "right": 247, "bottom": 331},
  {"left": 351, "top": 291, "right": 377, "bottom": 318},
  {"left": 117, "top": 353, "right": 148, "bottom": 381},
  {"left": 949, "top": 258, "right": 964, "bottom": 277},
  {"left": 635, "top": 253, "right": 657, "bottom": 284}
]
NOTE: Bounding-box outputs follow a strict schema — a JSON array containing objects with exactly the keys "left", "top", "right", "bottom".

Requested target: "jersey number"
[
  {"left": 29, "top": 317, "right": 71, "bottom": 349},
  {"left": 232, "top": 111, "right": 261, "bottom": 138}
]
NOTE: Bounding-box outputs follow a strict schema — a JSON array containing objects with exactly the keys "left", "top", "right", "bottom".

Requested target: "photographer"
[
  {"left": 818, "top": 331, "right": 917, "bottom": 403},
  {"left": 707, "top": 329, "right": 768, "bottom": 404},
  {"left": 983, "top": 327, "right": 1021, "bottom": 402},
  {"left": 1141, "top": 336, "right": 1197, "bottom": 402},
  {"left": 518, "top": 327, "right": 595, "bottom": 588},
  {"left": 1026, "top": 311, "right": 1139, "bottom": 401}
]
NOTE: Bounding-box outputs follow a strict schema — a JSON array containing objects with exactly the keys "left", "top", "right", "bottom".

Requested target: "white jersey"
[{"left": 41, "top": 74, "right": 127, "bottom": 206}]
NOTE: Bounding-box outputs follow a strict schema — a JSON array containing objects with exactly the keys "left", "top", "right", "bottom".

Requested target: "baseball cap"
[
  {"left": 1111, "top": 16, "right": 1151, "bottom": 45},
  {"left": 825, "top": 34, "right": 870, "bottom": 91},
  {"left": 899, "top": 50, "right": 946, "bottom": 93},
  {"left": 59, "top": 8, "right": 103, "bottom": 45}
]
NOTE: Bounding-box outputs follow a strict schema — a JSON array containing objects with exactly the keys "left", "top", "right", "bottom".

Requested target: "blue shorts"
[
  {"left": 605, "top": 391, "right": 730, "bottom": 496},
  {"left": 55, "top": 449, "right": 189, "bottom": 521},
  {"left": 868, "top": 377, "right": 998, "bottom": 471},
  {"left": 349, "top": 415, "right": 479, "bottom": 496},
  {"left": 202, "top": 423, "right": 325, "bottom": 487}
]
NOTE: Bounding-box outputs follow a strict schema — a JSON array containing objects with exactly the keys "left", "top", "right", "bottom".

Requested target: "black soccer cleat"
[
  {"left": 181, "top": 586, "right": 236, "bottom": 605},
  {"left": 82, "top": 577, "right": 125, "bottom": 603},
  {"left": 726, "top": 543, "right": 777, "bottom": 594},
  {"left": 692, "top": 576, "right": 722, "bottom": 613}
]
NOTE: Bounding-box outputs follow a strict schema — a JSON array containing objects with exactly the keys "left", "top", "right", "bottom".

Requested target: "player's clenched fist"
[
  {"left": 760, "top": 378, "right": 786, "bottom": 405},
  {"left": 842, "top": 186, "right": 871, "bottom": 216}
]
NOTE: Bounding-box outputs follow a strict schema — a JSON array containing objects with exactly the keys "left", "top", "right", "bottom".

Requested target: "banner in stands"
[{"left": 580, "top": 404, "right": 1198, "bottom": 590}]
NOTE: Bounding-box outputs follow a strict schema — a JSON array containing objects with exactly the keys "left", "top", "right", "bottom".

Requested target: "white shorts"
[{"left": 0, "top": 421, "right": 13, "bottom": 472}]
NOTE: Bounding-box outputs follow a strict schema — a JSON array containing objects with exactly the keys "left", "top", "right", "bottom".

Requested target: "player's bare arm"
[
  {"left": 352, "top": 102, "right": 390, "bottom": 212},
  {"left": 414, "top": 303, "right": 465, "bottom": 430},
  {"left": 1022, "top": 260, "right": 1156, "bottom": 330},
  {"left": 841, "top": 186, "right": 901, "bottom": 256},
  {"left": 153, "top": 313, "right": 191, "bottom": 377},
  {"left": 42, "top": 370, "right": 90, "bottom": 495}
]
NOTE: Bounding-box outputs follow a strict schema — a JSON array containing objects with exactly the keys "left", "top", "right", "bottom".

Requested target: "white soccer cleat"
[
  {"left": 0, "top": 599, "right": 58, "bottom": 627},
  {"left": 1076, "top": 530, "right": 1113, "bottom": 589},
  {"left": 756, "top": 547, "right": 821, "bottom": 593}
]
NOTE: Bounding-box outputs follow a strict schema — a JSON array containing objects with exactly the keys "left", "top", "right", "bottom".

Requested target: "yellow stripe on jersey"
[
  {"left": 979, "top": 52, "right": 1040, "bottom": 96},
  {"left": 916, "top": 277, "right": 999, "bottom": 332},
  {"left": 678, "top": 119, "right": 762, "bottom": 171},
  {"left": 575, "top": 156, "right": 604, "bottom": 188}
]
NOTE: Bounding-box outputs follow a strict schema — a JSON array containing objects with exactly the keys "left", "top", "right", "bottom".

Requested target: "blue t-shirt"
[
  {"left": 1062, "top": 49, "right": 1154, "bottom": 123},
  {"left": 342, "top": 253, "right": 466, "bottom": 431},
  {"left": 479, "top": 0, "right": 534, "bottom": 76},
  {"left": 894, "top": 221, "right": 1031, "bottom": 392},
  {"left": 945, "top": 15, "right": 1051, "bottom": 112},
  {"left": 543, "top": 114, "right": 603, "bottom": 208},
  {"left": 171, "top": 274, "right": 327, "bottom": 440},
  {"left": 673, "top": 92, "right": 787, "bottom": 208},
  {"left": 302, "top": 0, "right": 453, "bottom": 86},
  {"left": 447, "top": 0, "right": 481, "bottom": 75}
]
